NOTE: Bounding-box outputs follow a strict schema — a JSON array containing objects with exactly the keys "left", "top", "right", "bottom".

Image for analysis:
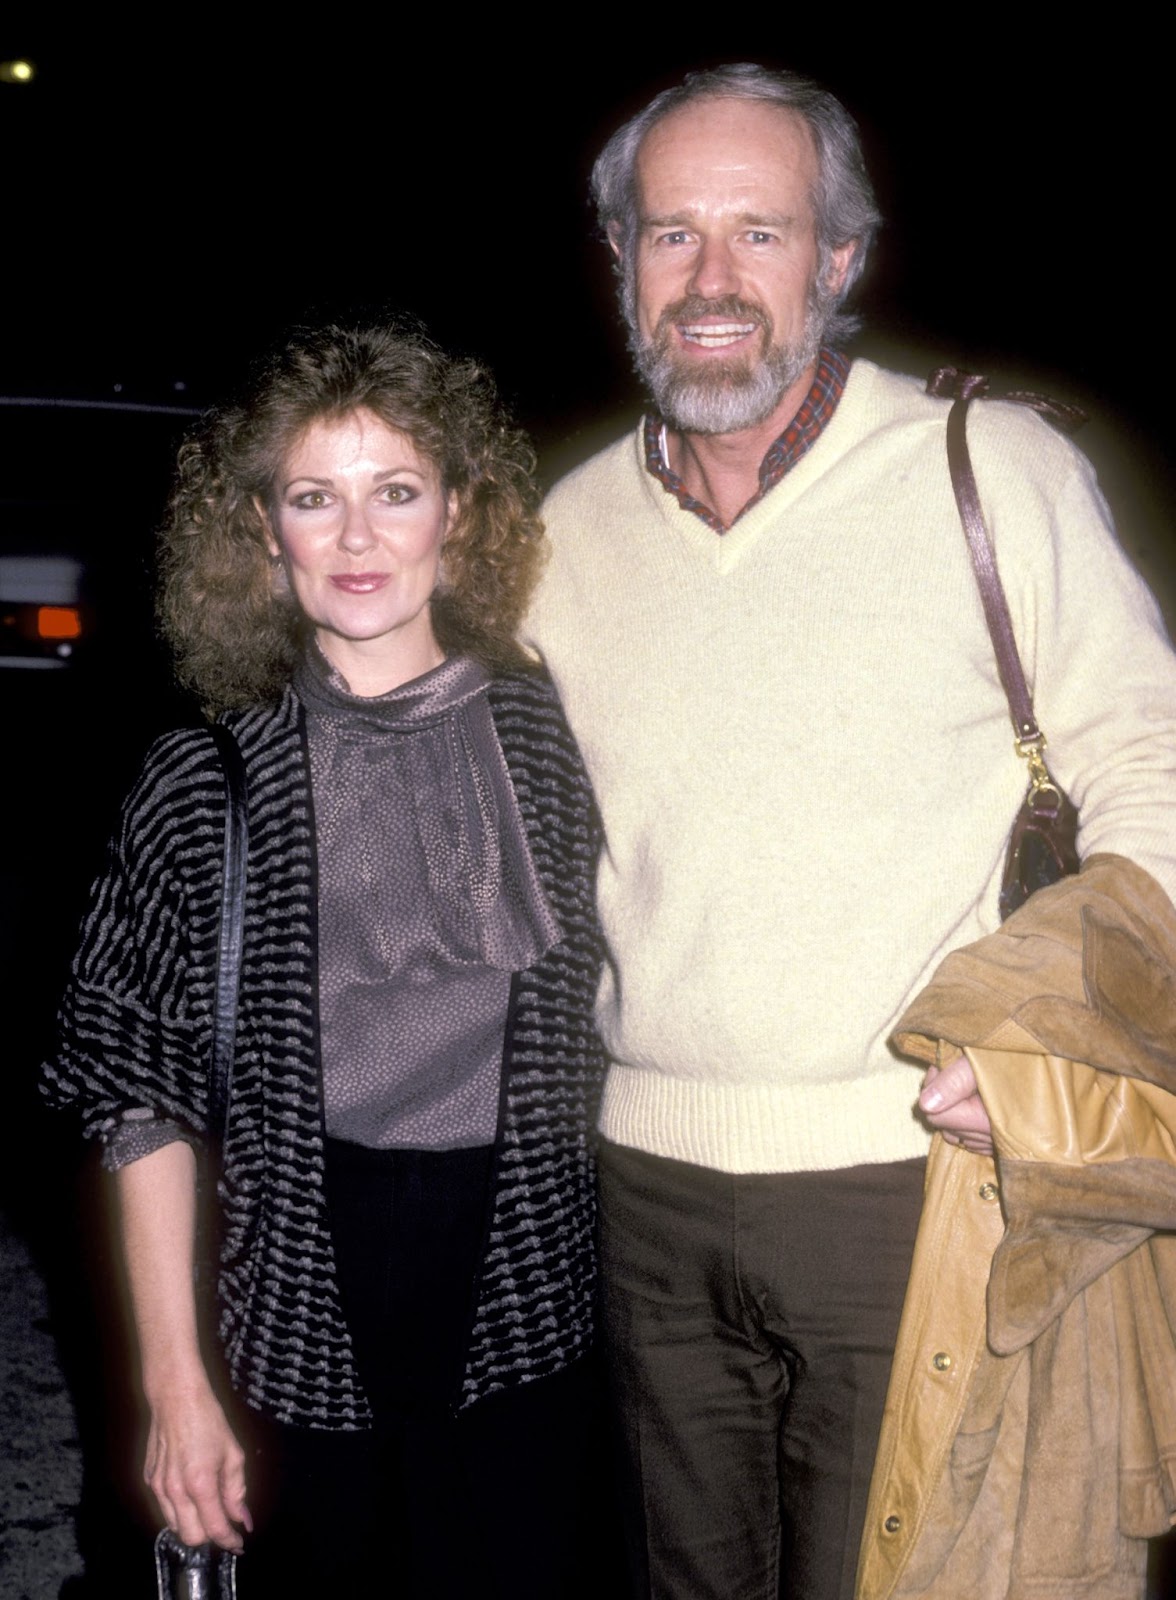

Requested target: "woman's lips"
[{"left": 329, "top": 572, "right": 391, "bottom": 593}]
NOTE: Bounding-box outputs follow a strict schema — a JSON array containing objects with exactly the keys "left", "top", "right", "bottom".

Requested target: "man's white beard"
[{"left": 629, "top": 292, "right": 825, "bottom": 436}]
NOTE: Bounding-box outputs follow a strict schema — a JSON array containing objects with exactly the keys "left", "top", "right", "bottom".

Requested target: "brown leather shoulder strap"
[
  {"left": 926, "top": 366, "right": 1086, "bottom": 434},
  {"left": 925, "top": 366, "right": 1086, "bottom": 743}
]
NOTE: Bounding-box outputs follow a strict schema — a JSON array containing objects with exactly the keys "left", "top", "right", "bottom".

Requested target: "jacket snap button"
[
  {"left": 884, "top": 1515, "right": 901, "bottom": 1534},
  {"left": 932, "top": 1351, "right": 952, "bottom": 1371},
  {"left": 978, "top": 1181, "right": 999, "bottom": 1201}
]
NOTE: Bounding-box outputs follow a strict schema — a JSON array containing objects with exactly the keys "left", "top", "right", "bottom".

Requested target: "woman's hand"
[
  {"left": 919, "top": 1054, "right": 995, "bottom": 1156},
  {"left": 144, "top": 1377, "right": 251, "bottom": 1551},
  {"left": 116, "top": 1140, "right": 252, "bottom": 1551}
]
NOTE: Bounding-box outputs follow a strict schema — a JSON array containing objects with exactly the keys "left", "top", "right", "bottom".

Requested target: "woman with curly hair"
[{"left": 43, "top": 321, "right": 607, "bottom": 1596}]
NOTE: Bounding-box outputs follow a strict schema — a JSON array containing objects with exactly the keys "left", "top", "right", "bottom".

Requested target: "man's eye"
[
  {"left": 747, "top": 231, "right": 777, "bottom": 245},
  {"left": 657, "top": 231, "right": 691, "bottom": 246}
]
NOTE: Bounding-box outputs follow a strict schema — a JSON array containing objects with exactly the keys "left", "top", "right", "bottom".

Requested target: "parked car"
[
  {"left": 0, "top": 549, "right": 87, "bottom": 668},
  {"left": 0, "top": 394, "right": 199, "bottom": 678}
]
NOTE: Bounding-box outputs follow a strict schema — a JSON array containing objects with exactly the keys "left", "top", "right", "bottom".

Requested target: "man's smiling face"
[{"left": 620, "top": 97, "right": 852, "bottom": 436}]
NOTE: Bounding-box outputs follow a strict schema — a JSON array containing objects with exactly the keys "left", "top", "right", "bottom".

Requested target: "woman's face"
[{"left": 265, "top": 407, "right": 457, "bottom": 695}]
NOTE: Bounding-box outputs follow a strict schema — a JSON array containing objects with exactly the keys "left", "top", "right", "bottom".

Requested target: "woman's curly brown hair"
[{"left": 158, "top": 319, "right": 545, "bottom": 714}]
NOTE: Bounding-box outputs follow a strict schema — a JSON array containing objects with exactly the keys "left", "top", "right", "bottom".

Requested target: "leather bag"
[
  {"left": 927, "top": 368, "right": 1083, "bottom": 920},
  {"left": 155, "top": 1526, "right": 237, "bottom": 1600}
]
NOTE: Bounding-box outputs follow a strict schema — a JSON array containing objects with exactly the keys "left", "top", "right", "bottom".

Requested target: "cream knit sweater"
[{"left": 527, "top": 360, "right": 1176, "bottom": 1174}]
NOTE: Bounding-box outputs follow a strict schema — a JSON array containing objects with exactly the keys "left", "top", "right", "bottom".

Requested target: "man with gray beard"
[{"left": 524, "top": 64, "right": 1176, "bottom": 1600}]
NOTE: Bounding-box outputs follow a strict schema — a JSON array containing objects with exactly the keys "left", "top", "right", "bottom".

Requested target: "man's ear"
[
  {"left": 824, "top": 240, "right": 857, "bottom": 299},
  {"left": 606, "top": 221, "right": 624, "bottom": 265}
]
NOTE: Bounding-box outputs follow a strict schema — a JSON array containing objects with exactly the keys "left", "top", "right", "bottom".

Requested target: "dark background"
[
  {"left": 7, "top": 25, "right": 1173, "bottom": 624},
  {"left": 4, "top": 28, "right": 1172, "bottom": 464},
  {"left": 4, "top": 24, "right": 1176, "bottom": 1591}
]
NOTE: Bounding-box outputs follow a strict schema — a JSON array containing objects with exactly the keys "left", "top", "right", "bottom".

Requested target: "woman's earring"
[{"left": 269, "top": 553, "right": 291, "bottom": 599}]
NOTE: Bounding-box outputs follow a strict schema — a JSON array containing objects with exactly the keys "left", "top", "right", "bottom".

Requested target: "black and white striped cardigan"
[{"left": 45, "top": 670, "right": 606, "bottom": 1426}]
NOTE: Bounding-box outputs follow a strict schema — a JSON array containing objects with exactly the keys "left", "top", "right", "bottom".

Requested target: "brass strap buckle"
[{"left": 1014, "top": 734, "right": 1062, "bottom": 809}]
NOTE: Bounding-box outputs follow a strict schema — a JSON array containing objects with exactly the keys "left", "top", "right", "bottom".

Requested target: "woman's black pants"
[{"left": 238, "top": 1139, "right": 611, "bottom": 1597}]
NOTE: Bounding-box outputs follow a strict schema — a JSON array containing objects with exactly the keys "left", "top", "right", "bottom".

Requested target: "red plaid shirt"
[{"left": 643, "top": 348, "right": 850, "bottom": 533}]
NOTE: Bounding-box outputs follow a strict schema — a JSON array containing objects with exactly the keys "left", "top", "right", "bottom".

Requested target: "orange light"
[{"left": 37, "top": 606, "right": 82, "bottom": 640}]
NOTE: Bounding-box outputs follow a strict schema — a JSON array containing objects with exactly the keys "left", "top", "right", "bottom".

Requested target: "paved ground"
[{"left": 0, "top": 1212, "right": 83, "bottom": 1600}]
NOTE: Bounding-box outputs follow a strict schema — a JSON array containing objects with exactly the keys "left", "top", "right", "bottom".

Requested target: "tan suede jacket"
[{"left": 856, "top": 855, "right": 1176, "bottom": 1600}]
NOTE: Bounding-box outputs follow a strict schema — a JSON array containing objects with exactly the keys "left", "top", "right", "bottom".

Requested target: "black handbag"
[
  {"left": 928, "top": 368, "right": 1084, "bottom": 920},
  {"left": 155, "top": 1526, "right": 237, "bottom": 1600}
]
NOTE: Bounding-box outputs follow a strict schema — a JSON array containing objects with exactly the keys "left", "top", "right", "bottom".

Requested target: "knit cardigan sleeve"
[{"left": 43, "top": 727, "right": 223, "bottom": 1152}]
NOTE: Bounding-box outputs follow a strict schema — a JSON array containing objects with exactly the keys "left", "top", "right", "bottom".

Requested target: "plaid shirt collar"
[{"left": 643, "top": 348, "right": 851, "bottom": 533}]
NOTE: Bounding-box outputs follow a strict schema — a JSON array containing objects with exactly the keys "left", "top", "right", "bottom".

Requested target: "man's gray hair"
[{"left": 591, "top": 63, "right": 880, "bottom": 342}]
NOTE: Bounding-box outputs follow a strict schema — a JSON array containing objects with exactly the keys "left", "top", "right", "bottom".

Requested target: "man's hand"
[{"left": 919, "top": 1054, "right": 994, "bottom": 1156}]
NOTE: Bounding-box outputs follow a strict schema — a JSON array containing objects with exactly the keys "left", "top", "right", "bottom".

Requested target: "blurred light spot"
[
  {"left": 38, "top": 606, "right": 82, "bottom": 640},
  {"left": 0, "top": 60, "right": 35, "bottom": 84}
]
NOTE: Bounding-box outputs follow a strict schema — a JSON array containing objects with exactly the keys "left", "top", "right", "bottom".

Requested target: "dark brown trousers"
[{"left": 598, "top": 1141, "right": 926, "bottom": 1600}]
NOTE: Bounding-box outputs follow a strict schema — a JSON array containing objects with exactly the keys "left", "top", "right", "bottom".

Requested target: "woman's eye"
[
  {"left": 292, "top": 490, "right": 330, "bottom": 510},
  {"left": 381, "top": 483, "right": 417, "bottom": 505}
]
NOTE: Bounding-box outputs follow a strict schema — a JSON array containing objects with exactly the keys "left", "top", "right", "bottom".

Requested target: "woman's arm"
[{"left": 117, "top": 1141, "right": 250, "bottom": 1552}]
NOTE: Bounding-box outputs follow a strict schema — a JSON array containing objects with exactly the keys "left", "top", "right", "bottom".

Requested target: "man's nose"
[
  {"left": 337, "top": 500, "right": 377, "bottom": 554},
  {"left": 688, "top": 236, "right": 740, "bottom": 300}
]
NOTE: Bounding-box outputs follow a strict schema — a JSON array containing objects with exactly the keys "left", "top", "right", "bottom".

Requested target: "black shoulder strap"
[{"left": 208, "top": 723, "right": 249, "bottom": 1142}]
